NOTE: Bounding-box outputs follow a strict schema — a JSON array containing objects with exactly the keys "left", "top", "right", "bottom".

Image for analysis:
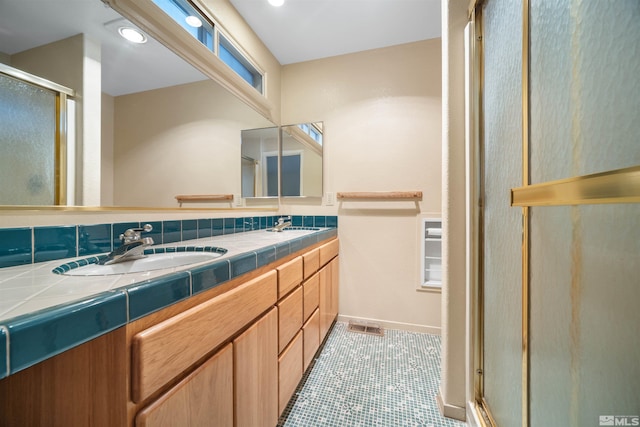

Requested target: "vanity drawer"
[
  {"left": 277, "top": 256, "right": 303, "bottom": 298},
  {"left": 277, "top": 285, "right": 303, "bottom": 354},
  {"left": 319, "top": 239, "right": 339, "bottom": 267},
  {"left": 302, "top": 248, "right": 320, "bottom": 280},
  {"left": 303, "top": 272, "right": 319, "bottom": 322},
  {"left": 303, "top": 308, "right": 320, "bottom": 371},
  {"left": 278, "top": 331, "right": 303, "bottom": 415},
  {"left": 131, "top": 270, "right": 277, "bottom": 403}
]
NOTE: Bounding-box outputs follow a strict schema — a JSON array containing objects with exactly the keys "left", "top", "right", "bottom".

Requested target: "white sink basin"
[{"left": 63, "top": 252, "right": 223, "bottom": 276}]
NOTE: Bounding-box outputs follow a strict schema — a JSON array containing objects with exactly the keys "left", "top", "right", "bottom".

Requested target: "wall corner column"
[{"left": 438, "top": 0, "right": 470, "bottom": 422}]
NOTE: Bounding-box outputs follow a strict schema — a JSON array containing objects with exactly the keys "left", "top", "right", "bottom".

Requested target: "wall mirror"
[
  {"left": 280, "top": 122, "right": 323, "bottom": 198},
  {"left": 0, "top": 0, "right": 275, "bottom": 209},
  {"left": 241, "top": 127, "right": 279, "bottom": 198}
]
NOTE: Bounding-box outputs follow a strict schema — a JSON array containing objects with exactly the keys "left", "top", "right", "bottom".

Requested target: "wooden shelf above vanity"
[{"left": 336, "top": 191, "right": 423, "bottom": 200}]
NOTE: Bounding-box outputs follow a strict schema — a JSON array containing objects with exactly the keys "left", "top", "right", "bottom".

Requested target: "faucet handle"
[
  {"left": 120, "top": 224, "right": 153, "bottom": 242},
  {"left": 277, "top": 216, "right": 291, "bottom": 223}
]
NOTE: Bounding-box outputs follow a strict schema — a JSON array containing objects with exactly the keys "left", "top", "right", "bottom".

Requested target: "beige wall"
[
  {"left": 281, "top": 39, "right": 443, "bottom": 332},
  {"left": 113, "top": 79, "right": 273, "bottom": 207}
]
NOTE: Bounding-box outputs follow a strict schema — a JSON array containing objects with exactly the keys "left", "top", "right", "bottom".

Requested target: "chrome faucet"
[
  {"left": 272, "top": 216, "right": 292, "bottom": 232},
  {"left": 98, "top": 224, "right": 154, "bottom": 265}
]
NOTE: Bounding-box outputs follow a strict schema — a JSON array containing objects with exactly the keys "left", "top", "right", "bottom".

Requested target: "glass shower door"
[
  {"left": 480, "top": 0, "right": 523, "bottom": 425},
  {"left": 528, "top": 1, "right": 640, "bottom": 425},
  {"left": 0, "top": 72, "right": 57, "bottom": 205},
  {"left": 474, "top": 0, "right": 640, "bottom": 425}
]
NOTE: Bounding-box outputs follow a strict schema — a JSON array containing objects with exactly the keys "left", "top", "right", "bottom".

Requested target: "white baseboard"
[
  {"left": 436, "top": 391, "right": 467, "bottom": 422},
  {"left": 466, "top": 400, "right": 483, "bottom": 427},
  {"left": 337, "top": 314, "right": 441, "bottom": 335}
]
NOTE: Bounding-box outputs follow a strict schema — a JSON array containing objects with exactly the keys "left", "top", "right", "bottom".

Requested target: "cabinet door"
[
  {"left": 136, "top": 343, "right": 233, "bottom": 427},
  {"left": 330, "top": 256, "right": 339, "bottom": 322},
  {"left": 319, "top": 257, "right": 340, "bottom": 341},
  {"left": 303, "top": 308, "right": 320, "bottom": 371},
  {"left": 278, "top": 331, "right": 303, "bottom": 415},
  {"left": 234, "top": 307, "right": 278, "bottom": 427}
]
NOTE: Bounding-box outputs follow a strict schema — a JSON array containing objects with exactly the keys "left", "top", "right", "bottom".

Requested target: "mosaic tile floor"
[{"left": 278, "top": 322, "right": 466, "bottom": 427}]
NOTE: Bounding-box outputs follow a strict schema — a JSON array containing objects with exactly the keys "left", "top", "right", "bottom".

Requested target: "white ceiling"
[{"left": 229, "top": 0, "right": 442, "bottom": 65}]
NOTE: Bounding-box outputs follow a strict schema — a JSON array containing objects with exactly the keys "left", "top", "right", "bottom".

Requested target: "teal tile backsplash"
[
  {"left": 182, "top": 219, "right": 198, "bottom": 241},
  {"left": 0, "top": 215, "right": 338, "bottom": 269},
  {"left": 162, "top": 220, "right": 181, "bottom": 243},
  {"left": 197, "top": 218, "right": 212, "bottom": 238},
  {"left": 0, "top": 227, "right": 31, "bottom": 268},
  {"left": 34, "top": 226, "right": 77, "bottom": 263},
  {"left": 78, "top": 223, "right": 112, "bottom": 256}
]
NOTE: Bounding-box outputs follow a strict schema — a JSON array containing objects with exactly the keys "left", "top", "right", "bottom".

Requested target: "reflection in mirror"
[
  {"left": 241, "top": 127, "right": 279, "bottom": 198},
  {"left": 0, "top": 0, "right": 275, "bottom": 208},
  {"left": 280, "top": 122, "right": 323, "bottom": 197}
]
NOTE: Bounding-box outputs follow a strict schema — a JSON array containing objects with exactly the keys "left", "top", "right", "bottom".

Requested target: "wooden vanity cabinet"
[
  {"left": 133, "top": 241, "right": 338, "bottom": 426},
  {"left": 0, "top": 237, "right": 339, "bottom": 427},
  {"left": 276, "top": 240, "right": 340, "bottom": 415}
]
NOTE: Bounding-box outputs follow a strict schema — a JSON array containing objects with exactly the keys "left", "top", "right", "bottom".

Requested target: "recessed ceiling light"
[
  {"left": 185, "top": 15, "right": 203, "bottom": 28},
  {"left": 118, "top": 27, "right": 147, "bottom": 44},
  {"left": 268, "top": 0, "right": 284, "bottom": 6}
]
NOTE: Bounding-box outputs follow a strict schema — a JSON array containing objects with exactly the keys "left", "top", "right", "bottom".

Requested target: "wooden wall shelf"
[
  {"left": 175, "top": 194, "right": 234, "bottom": 206},
  {"left": 336, "top": 191, "right": 422, "bottom": 200}
]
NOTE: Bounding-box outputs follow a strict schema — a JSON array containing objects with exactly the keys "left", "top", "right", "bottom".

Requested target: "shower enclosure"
[{"left": 468, "top": 1, "right": 640, "bottom": 426}]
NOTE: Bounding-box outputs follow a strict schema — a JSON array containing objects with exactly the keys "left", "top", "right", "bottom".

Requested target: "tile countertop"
[{"left": 0, "top": 227, "right": 337, "bottom": 379}]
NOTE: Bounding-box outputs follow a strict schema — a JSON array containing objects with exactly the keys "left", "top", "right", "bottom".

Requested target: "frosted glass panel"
[
  {"left": 530, "top": 205, "right": 640, "bottom": 426},
  {"left": 0, "top": 73, "right": 56, "bottom": 205},
  {"left": 482, "top": 0, "right": 522, "bottom": 424},
  {"left": 530, "top": 0, "right": 640, "bottom": 183}
]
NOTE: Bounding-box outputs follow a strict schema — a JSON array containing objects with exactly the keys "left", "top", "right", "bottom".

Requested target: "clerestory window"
[{"left": 152, "top": 0, "right": 264, "bottom": 94}]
